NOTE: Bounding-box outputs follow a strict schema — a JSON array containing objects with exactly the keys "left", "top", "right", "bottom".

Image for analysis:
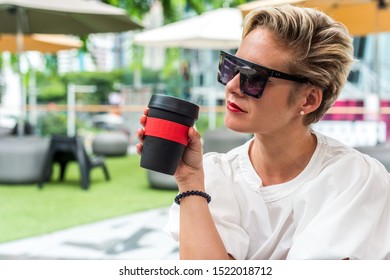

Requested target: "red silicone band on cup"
[{"left": 144, "top": 117, "right": 190, "bottom": 146}]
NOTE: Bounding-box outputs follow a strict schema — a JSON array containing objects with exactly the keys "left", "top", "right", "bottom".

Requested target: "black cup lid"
[{"left": 148, "top": 94, "right": 199, "bottom": 120}]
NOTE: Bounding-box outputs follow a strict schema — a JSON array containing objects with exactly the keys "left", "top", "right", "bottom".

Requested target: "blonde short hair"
[{"left": 243, "top": 5, "right": 355, "bottom": 125}]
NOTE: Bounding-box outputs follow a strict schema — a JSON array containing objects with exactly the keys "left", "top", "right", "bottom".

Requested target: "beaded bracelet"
[{"left": 174, "top": 190, "right": 211, "bottom": 205}]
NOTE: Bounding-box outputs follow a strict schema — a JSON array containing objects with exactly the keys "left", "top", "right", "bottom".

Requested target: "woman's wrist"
[
  {"left": 175, "top": 190, "right": 211, "bottom": 205},
  {"left": 175, "top": 174, "right": 205, "bottom": 193}
]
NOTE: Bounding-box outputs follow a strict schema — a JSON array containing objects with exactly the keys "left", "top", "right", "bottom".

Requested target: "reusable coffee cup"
[{"left": 140, "top": 94, "right": 199, "bottom": 175}]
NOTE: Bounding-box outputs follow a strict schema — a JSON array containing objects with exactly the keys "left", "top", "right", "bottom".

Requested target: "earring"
[{"left": 299, "top": 111, "right": 305, "bottom": 116}]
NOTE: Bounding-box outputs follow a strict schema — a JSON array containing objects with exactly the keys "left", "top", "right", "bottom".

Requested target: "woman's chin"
[{"left": 225, "top": 117, "right": 249, "bottom": 133}]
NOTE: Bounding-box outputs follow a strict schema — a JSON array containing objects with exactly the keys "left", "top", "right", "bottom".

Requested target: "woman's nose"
[{"left": 226, "top": 73, "right": 245, "bottom": 97}]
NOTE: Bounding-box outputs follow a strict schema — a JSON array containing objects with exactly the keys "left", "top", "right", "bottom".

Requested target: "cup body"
[{"left": 140, "top": 94, "right": 199, "bottom": 175}]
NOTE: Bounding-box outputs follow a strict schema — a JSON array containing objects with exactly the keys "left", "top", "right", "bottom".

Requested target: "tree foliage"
[{"left": 104, "top": 0, "right": 248, "bottom": 23}]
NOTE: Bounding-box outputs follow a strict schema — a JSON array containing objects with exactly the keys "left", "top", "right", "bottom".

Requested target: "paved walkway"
[{"left": 0, "top": 208, "right": 179, "bottom": 260}]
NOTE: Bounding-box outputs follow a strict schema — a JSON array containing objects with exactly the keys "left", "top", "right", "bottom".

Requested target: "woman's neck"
[{"left": 249, "top": 128, "right": 317, "bottom": 187}]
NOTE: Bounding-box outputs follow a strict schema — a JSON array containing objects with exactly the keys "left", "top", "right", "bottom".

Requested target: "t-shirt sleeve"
[
  {"left": 164, "top": 152, "right": 250, "bottom": 260},
  {"left": 287, "top": 154, "right": 390, "bottom": 260}
]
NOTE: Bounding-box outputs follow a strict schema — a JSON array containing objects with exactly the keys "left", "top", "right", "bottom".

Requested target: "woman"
[{"left": 137, "top": 5, "right": 390, "bottom": 260}]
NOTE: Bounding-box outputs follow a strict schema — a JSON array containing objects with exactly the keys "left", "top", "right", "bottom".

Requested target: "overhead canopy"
[
  {"left": 239, "top": 0, "right": 390, "bottom": 37},
  {"left": 0, "top": 34, "right": 82, "bottom": 53},
  {"left": 134, "top": 8, "right": 242, "bottom": 50},
  {"left": 0, "top": 0, "right": 142, "bottom": 35}
]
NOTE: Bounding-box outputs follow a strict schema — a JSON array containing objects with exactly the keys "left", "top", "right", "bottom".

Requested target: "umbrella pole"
[
  {"left": 16, "top": 8, "right": 25, "bottom": 137},
  {"left": 67, "top": 84, "right": 76, "bottom": 137}
]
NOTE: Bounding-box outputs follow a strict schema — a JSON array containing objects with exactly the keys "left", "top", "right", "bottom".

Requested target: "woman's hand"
[{"left": 174, "top": 126, "right": 205, "bottom": 192}]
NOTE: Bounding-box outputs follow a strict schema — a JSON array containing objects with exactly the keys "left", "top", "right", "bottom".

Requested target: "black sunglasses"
[{"left": 217, "top": 51, "right": 308, "bottom": 98}]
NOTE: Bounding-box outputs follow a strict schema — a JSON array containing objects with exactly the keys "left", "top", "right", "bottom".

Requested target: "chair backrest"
[
  {"left": 51, "top": 135, "right": 77, "bottom": 150},
  {"left": 50, "top": 135, "right": 91, "bottom": 167},
  {"left": 75, "top": 136, "right": 93, "bottom": 167}
]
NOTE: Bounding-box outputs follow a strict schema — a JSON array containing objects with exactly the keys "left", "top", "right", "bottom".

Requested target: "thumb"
[{"left": 188, "top": 127, "right": 202, "bottom": 149}]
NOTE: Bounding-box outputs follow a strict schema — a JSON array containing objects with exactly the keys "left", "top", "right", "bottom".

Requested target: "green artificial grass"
[{"left": 0, "top": 155, "right": 177, "bottom": 243}]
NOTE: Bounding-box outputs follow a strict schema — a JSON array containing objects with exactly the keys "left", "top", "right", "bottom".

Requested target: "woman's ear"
[{"left": 301, "top": 85, "right": 322, "bottom": 114}]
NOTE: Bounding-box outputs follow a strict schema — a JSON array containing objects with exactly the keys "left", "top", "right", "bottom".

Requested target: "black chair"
[{"left": 38, "top": 135, "right": 110, "bottom": 190}]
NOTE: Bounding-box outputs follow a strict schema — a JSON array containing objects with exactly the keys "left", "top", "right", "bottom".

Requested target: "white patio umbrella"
[
  {"left": 0, "top": 0, "right": 142, "bottom": 136},
  {"left": 133, "top": 7, "right": 242, "bottom": 50}
]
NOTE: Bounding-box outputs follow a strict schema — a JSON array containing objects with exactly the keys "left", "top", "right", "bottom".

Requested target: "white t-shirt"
[{"left": 165, "top": 131, "right": 390, "bottom": 259}]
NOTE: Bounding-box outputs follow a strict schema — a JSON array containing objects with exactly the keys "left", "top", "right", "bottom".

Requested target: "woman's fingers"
[
  {"left": 136, "top": 142, "right": 143, "bottom": 155},
  {"left": 136, "top": 109, "right": 149, "bottom": 156},
  {"left": 139, "top": 114, "right": 147, "bottom": 127},
  {"left": 188, "top": 127, "right": 202, "bottom": 153},
  {"left": 137, "top": 127, "right": 145, "bottom": 144},
  {"left": 136, "top": 127, "right": 144, "bottom": 155},
  {"left": 137, "top": 108, "right": 149, "bottom": 146}
]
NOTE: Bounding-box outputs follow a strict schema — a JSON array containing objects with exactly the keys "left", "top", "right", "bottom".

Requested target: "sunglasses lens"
[
  {"left": 240, "top": 69, "right": 268, "bottom": 97},
  {"left": 218, "top": 53, "right": 237, "bottom": 85},
  {"left": 218, "top": 52, "right": 268, "bottom": 98}
]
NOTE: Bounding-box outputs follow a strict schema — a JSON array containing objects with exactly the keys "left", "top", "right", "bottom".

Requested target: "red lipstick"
[{"left": 227, "top": 101, "right": 246, "bottom": 113}]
